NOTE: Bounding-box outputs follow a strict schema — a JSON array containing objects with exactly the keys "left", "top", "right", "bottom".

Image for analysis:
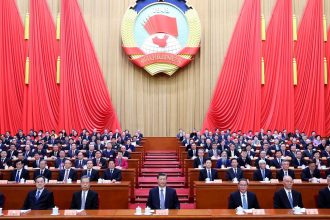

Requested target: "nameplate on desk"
[
  {"left": 252, "top": 209, "right": 265, "bottom": 215},
  {"left": 48, "top": 180, "right": 58, "bottom": 184},
  {"left": 7, "top": 210, "right": 21, "bottom": 216},
  {"left": 319, "top": 179, "right": 327, "bottom": 183},
  {"left": 64, "top": 210, "right": 77, "bottom": 216},
  {"left": 306, "top": 209, "right": 319, "bottom": 215},
  {"left": 102, "top": 180, "right": 112, "bottom": 184},
  {"left": 155, "top": 209, "right": 169, "bottom": 215},
  {"left": 0, "top": 180, "right": 8, "bottom": 184},
  {"left": 293, "top": 179, "right": 302, "bottom": 183},
  {"left": 26, "top": 180, "right": 35, "bottom": 184},
  {"left": 270, "top": 179, "right": 279, "bottom": 183}
]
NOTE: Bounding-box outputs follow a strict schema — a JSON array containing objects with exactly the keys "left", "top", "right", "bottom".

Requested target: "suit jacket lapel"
[{"left": 155, "top": 187, "right": 160, "bottom": 209}]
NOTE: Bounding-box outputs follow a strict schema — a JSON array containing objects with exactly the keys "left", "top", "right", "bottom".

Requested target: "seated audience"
[
  {"left": 255, "top": 151, "right": 270, "bottom": 169},
  {"left": 237, "top": 150, "right": 251, "bottom": 168},
  {"left": 270, "top": 151, "right": 283, "bottom": 169},
  {"left": 276, "top": 160, "right": 295, "bottom": 181},
  {"left": 33, "top": 160, "right": 52, "bottom": 180},
  {"left": 115, "top": 151, "right": 128, "bottom": 169},
  {"left": 75, "top": 152, "right": 87, "bottom": 169},
  {"left": 58, "top": 159, "right": 77, "bottom": 182},
  {"left": 187, "top": 143, "right": 198, "bottom": 159},
  {"left": 208, "top": 143, "right": 221, "bottom": 159},
  {"left": 54, "top": 151, "right": 67, "bottom": 169},
  {"left": 193, "top": 149, "right": 206, "bottom": 168},
  {"left": 92, "top": 151, "right": 107, "bottom": 169},
  {"left": 301, "top": 160, "right": 321, "bottom": 182},
  {"left": 253, "top": 159, "right": 272, "bottom": 181},
  {"left": 317, "top": 174, "right": 330, "bottom": 208},
  {"left": 102, "top": 142, "right": 116, "bottom": 159},
  {"left": 291, "top": 151, "right": 306, "bottom": 168},
  {"left": 10, "top": 160, "right": 29, "bottom": 182},
  {"left": 216, "top": 151, "right": 231, "bottom": 168},
  {"left": 226, "top": 158, "right": 244, "bottom": 181},
  {"left": 103, "top": 160, "right": 121, "bottom": 182},
  {"left": 82, "top": 160, "right": 99, "bottom": 181}
]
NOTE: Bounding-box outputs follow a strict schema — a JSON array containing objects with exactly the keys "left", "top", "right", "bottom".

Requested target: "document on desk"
[{"left": 252, "top": 209, "right": 265, "bottom": 215}]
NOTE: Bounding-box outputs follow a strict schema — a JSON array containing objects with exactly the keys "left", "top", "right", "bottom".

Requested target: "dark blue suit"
[
  {"left": 103, "top": 168, "right": 121, "bottom": 181},
  {"left": 228, "top": 191, "right": 260, "bottom": 209},
  {"left": 22, "top": 189, "right": 54, "bottom": 210},
  {"left": 253, "top": 169, "right": 272, "bottom": 181},
  {"left": 273, "top": 188, "right": 303, "bottom": 208},
  {"left": 57, "top": 169, "right": 77, "bottom": 181},
  {"left": 146, "top": 187, "right": 180, "bottom": 209}
]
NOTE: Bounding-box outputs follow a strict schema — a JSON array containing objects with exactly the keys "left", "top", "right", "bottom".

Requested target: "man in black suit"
[
  {"left": 193, "top": 149, "right": 206, "bottom": 168},
  {"left": 33, "top": 160, "right": 52, "bottom": 180},
  {"left": 54, "top": 151, "right": 67, "bottom": 169},
  {"left": 291, "top": 151, "right": 306, "bottom": 168},
  {"left": 57, "top": 159, "right": 77, "bottom": 182},
  {"left": 146, "top": 173, "right": 180, "bottom": 209},
  {"left": 82, "top": 160, "right": 99, "bottom": 181},
  {"left": 22, "top": 176, "right": 54, "bottom": 210},
  {"left": 103, "top": 160, "right": 121, "bottom": 182},
  {"left": 276, "top": 160, "right": 295, "bottom": 181},
  {"left": 74, "top": 152, "right": 87, "bottom": 169},
  {"left": 270, "top": 151, "right": 283, "bottom": 168},
  {"left": 199, "top": 158, "right": 218, "bottom": 181},
  {"left": 92, "top": 151, "right": 107, "bottom": 169},
  {"left": 0, "top": 151, "right": 10, "bottom": 169},
  {"left": 301, "top": 160, "right": 321, "bottom": 182},
  {"left": 237, "top": 150, "right": 251, "bottom": 168},
  {"left": 317, "top": 175, "right": 330, "bottom": 208},
  {"left": 70, "top": 175, "right": 99, "bottom": 210},
  {"left": 187, "top": 143, "right": 198, "bottom": 159},
  {"left": 228, "top": 178, "right": 260, "bottom": 209},
  {"left": 226, "top": 158, "right": 244, "bottom": 181},
  {"left": 253, "top": 159, "right": 272, "bottom": 181},
  {"left": 10, "top": 160, "right": 29, "bottom": 182},
  {"left": 273, "top": 176, "right": 303, "bottom": 208}
]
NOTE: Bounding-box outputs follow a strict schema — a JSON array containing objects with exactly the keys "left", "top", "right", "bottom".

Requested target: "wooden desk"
[
  {"left": 195, "top": 181, "right": 327, "bottom": 209},
  {"left": 0, "top": 209, "right": 330, "bottom": 219},
  {"left": 0, "top": 169, "right": 136, "bottom": 200},
  {"left": 0, "top": 182, "right": 130, "bottom": 210}
]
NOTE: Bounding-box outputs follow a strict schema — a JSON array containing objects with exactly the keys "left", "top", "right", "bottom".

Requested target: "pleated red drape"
[
  {"left": 294, "top": 0, "right": 325, "bottom": 135},
  {"left": 202, "top": 0, "right": 261, "bottom": 133},
  {"left": 22, "top": 0, "right": 59, "bottom": 132},
  {"left": 58, "top": 0, "right": 121, "bottom": 132},
  {"left": 261, "top": 0, "right": 294, "bottom": 131},
  {"left": 325, "top": 28, "right": 330, "bottom": 136},
  {"left": 0, "top": 0, "right": 25, "bottom": 133}
]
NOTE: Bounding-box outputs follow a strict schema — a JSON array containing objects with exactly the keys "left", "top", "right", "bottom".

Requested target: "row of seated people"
[
  {"left": 0, "top": 143, "right": 132, "bottom": 170},
  {"left": 2, "top": 159, "right": 123, "bottom": 182},
  {"left": 197, "top": 157, "right": 330, "bottom": 182},
  {"left": 1, "top": 128, "right": 143, "bottom": 147},
  {"left": 178, "top": 128, "right": 329, "bottom": 150},
  {"left": 188, "top": 143, "right": 330, "bottom": 169}
]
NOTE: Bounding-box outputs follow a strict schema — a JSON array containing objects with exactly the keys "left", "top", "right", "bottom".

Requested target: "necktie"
[
  {"left": 110, "top": 169, "right": 113, "bottom": 177},
  {"left": 15, "top": 170, "right": 20, "bottom": 182},
  {"left": 35, "top": 190, "right": 41, "bottom": 200},
  {"left": 234, "top": 168, "right": 237, "bottom": 176},
  {"left": 64, "top": 169, "right": 69, "bottom": 182},
  {"left": 284, "top": 171, "right": 288, "bottom": 176},
  {"left": 160, "top": 189, "right": 165, "bottom": 209},
  {"left": 88, "top": 170, "right": 91, "bottom": 177},
  {"left": 208, "top": 170, "right": 212, "bottom": 181},
  {"left": 261, "top": 169, "right": 265, "bottom": 180},
  {"left": 242, "top": 194, "right": 248, "bottom": 209},
  {"left": 200, "top": 158, "right": 203, "bottom": 165},
  {"left": 81, "top": 191, "right": 86, "bottom": 210},
  {"left": 288, "top": 191, "right": 293, "bottom": 208},
  {"left": 79, "top": 160, "right": 82, "bottom": 167},
  {"left": 40, "top": 170, "right": 43, "bottom": 175}
]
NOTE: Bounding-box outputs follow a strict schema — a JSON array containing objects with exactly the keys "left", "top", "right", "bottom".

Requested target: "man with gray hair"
[
  {"left": 317, "top": 174, "right": 330, "bottom": 208},
  {"left": 273, "top": 176, "right": 303, "bottom": 209},
  {"left": 70, "top": 175, "right": 99, "bottom": 210},
  {"left": 253, "top": 159, "right": 272, "bottom": 181}
]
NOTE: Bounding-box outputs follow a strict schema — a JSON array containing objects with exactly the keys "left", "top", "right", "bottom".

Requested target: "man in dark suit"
[
  {"left": 317, "top": 175, "right": 330, "bottom": 208},
  {"left": 102, "top": 142, "right": 116, "bottom": 159},
  {"left": 228, "top": 178, "right": 260, "bottom": 209},
  {"left": 276, "top": 160, "right": 295, "bottom": 181},
  {"left": 22, "top": 176, "right": 54, "bottom": 210},
  {"left": 54, "top": 151, "right": 67, "bottom": 169},
  {"left": 193, "top": 149, "right": 206, "bottom": 168},
  {"left": 273, "top": 176, "right": 304, "bottom": 208},
  {"left": 208, "top": 143, "right": 221, "bottom": 158},
  {"left": 270, "top": 151, "right": 283, "bottom": 168},
  {"left": 237, "top": 150, "right": 251, "bottom": 168},
  {"left": 199, "top": 158, "right": 218, "bottom": 181},
  {"left": 92, "top": 151, "right": 107, "bottom": 169},
  {"left": 291, "top": 151, "right": 306, "bottom": 168},
  {"left": 70, "top": 175, "right": 99, "bottom": 210},
  {"left": 82, "top": 160, "right": 99, "bottom": 181},
  {"left": 74, "top": 152, "right": 87, "bottom": 169},
  {"left": 301, "top": 160, "right": 321, "bottom": 182},
  {"left": 103, "top": 160, "right": 121, "bottom": 182},
  {"left": 10, "top": 160, "right": 29, "bottom": 182},
  {"left": 33, "top": 160, "right": 52, "bottom": 180},
  {"left": 187, "top": 143, "right": 198, "bottom": 159},
  {"left": 253, "top": 159, "right": 272, "bottom": 181},
  {"left": 0, "top": 151, "right": 10, "bottom": 169},
  {"left": 146, "top": 173, "right": 180, "bottom": 209},
  {"left": 226, "top": 158, "right": 244, "bottom": 181},
  {"left": 57, "top": 159, "right": 77, "bottom": 182}
]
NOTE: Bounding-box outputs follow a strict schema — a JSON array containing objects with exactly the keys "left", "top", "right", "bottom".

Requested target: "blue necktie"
[
  {"left": 288, "top": 191, "right": 293, "bottom": 208},
  {"left": 81, "top": 191, "right": 86, "bottom": 210},
  {"left": 242, "top": 194, "right": 248, "bottom": 209},
  {"left": 160, "top": 189, "right": 165, "bottom": 209},
  {"left": 35, "top": 190, "right": 41, "bottom": 200},
  {"left": 261, "top": 169, "right": 265, "bottom": 180},
  {"left": 15, "top": 170, "right": 20, "bottom": 182}
]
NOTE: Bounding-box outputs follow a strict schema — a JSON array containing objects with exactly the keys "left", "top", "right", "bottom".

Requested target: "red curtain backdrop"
[
  {"left": 0, "top": 0, "right": 25, "bottom": 133},
  {"left": 326, "top": 28, "right": 330, "bottom": 136},
  {"left": 202, "top": 0, "right": 261, "bottom": 133},
  {"left": 22, "top": 0, "right": 59, "bottom": 132},
  {"left": 261, "top": 0, "right": 294, "bottom": 131},
  {"left": 294, "top": 0, "right": 325, "bottom": 136},
  {"left": 59, "top": 0, "right": 121, "bottom": 132}
]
